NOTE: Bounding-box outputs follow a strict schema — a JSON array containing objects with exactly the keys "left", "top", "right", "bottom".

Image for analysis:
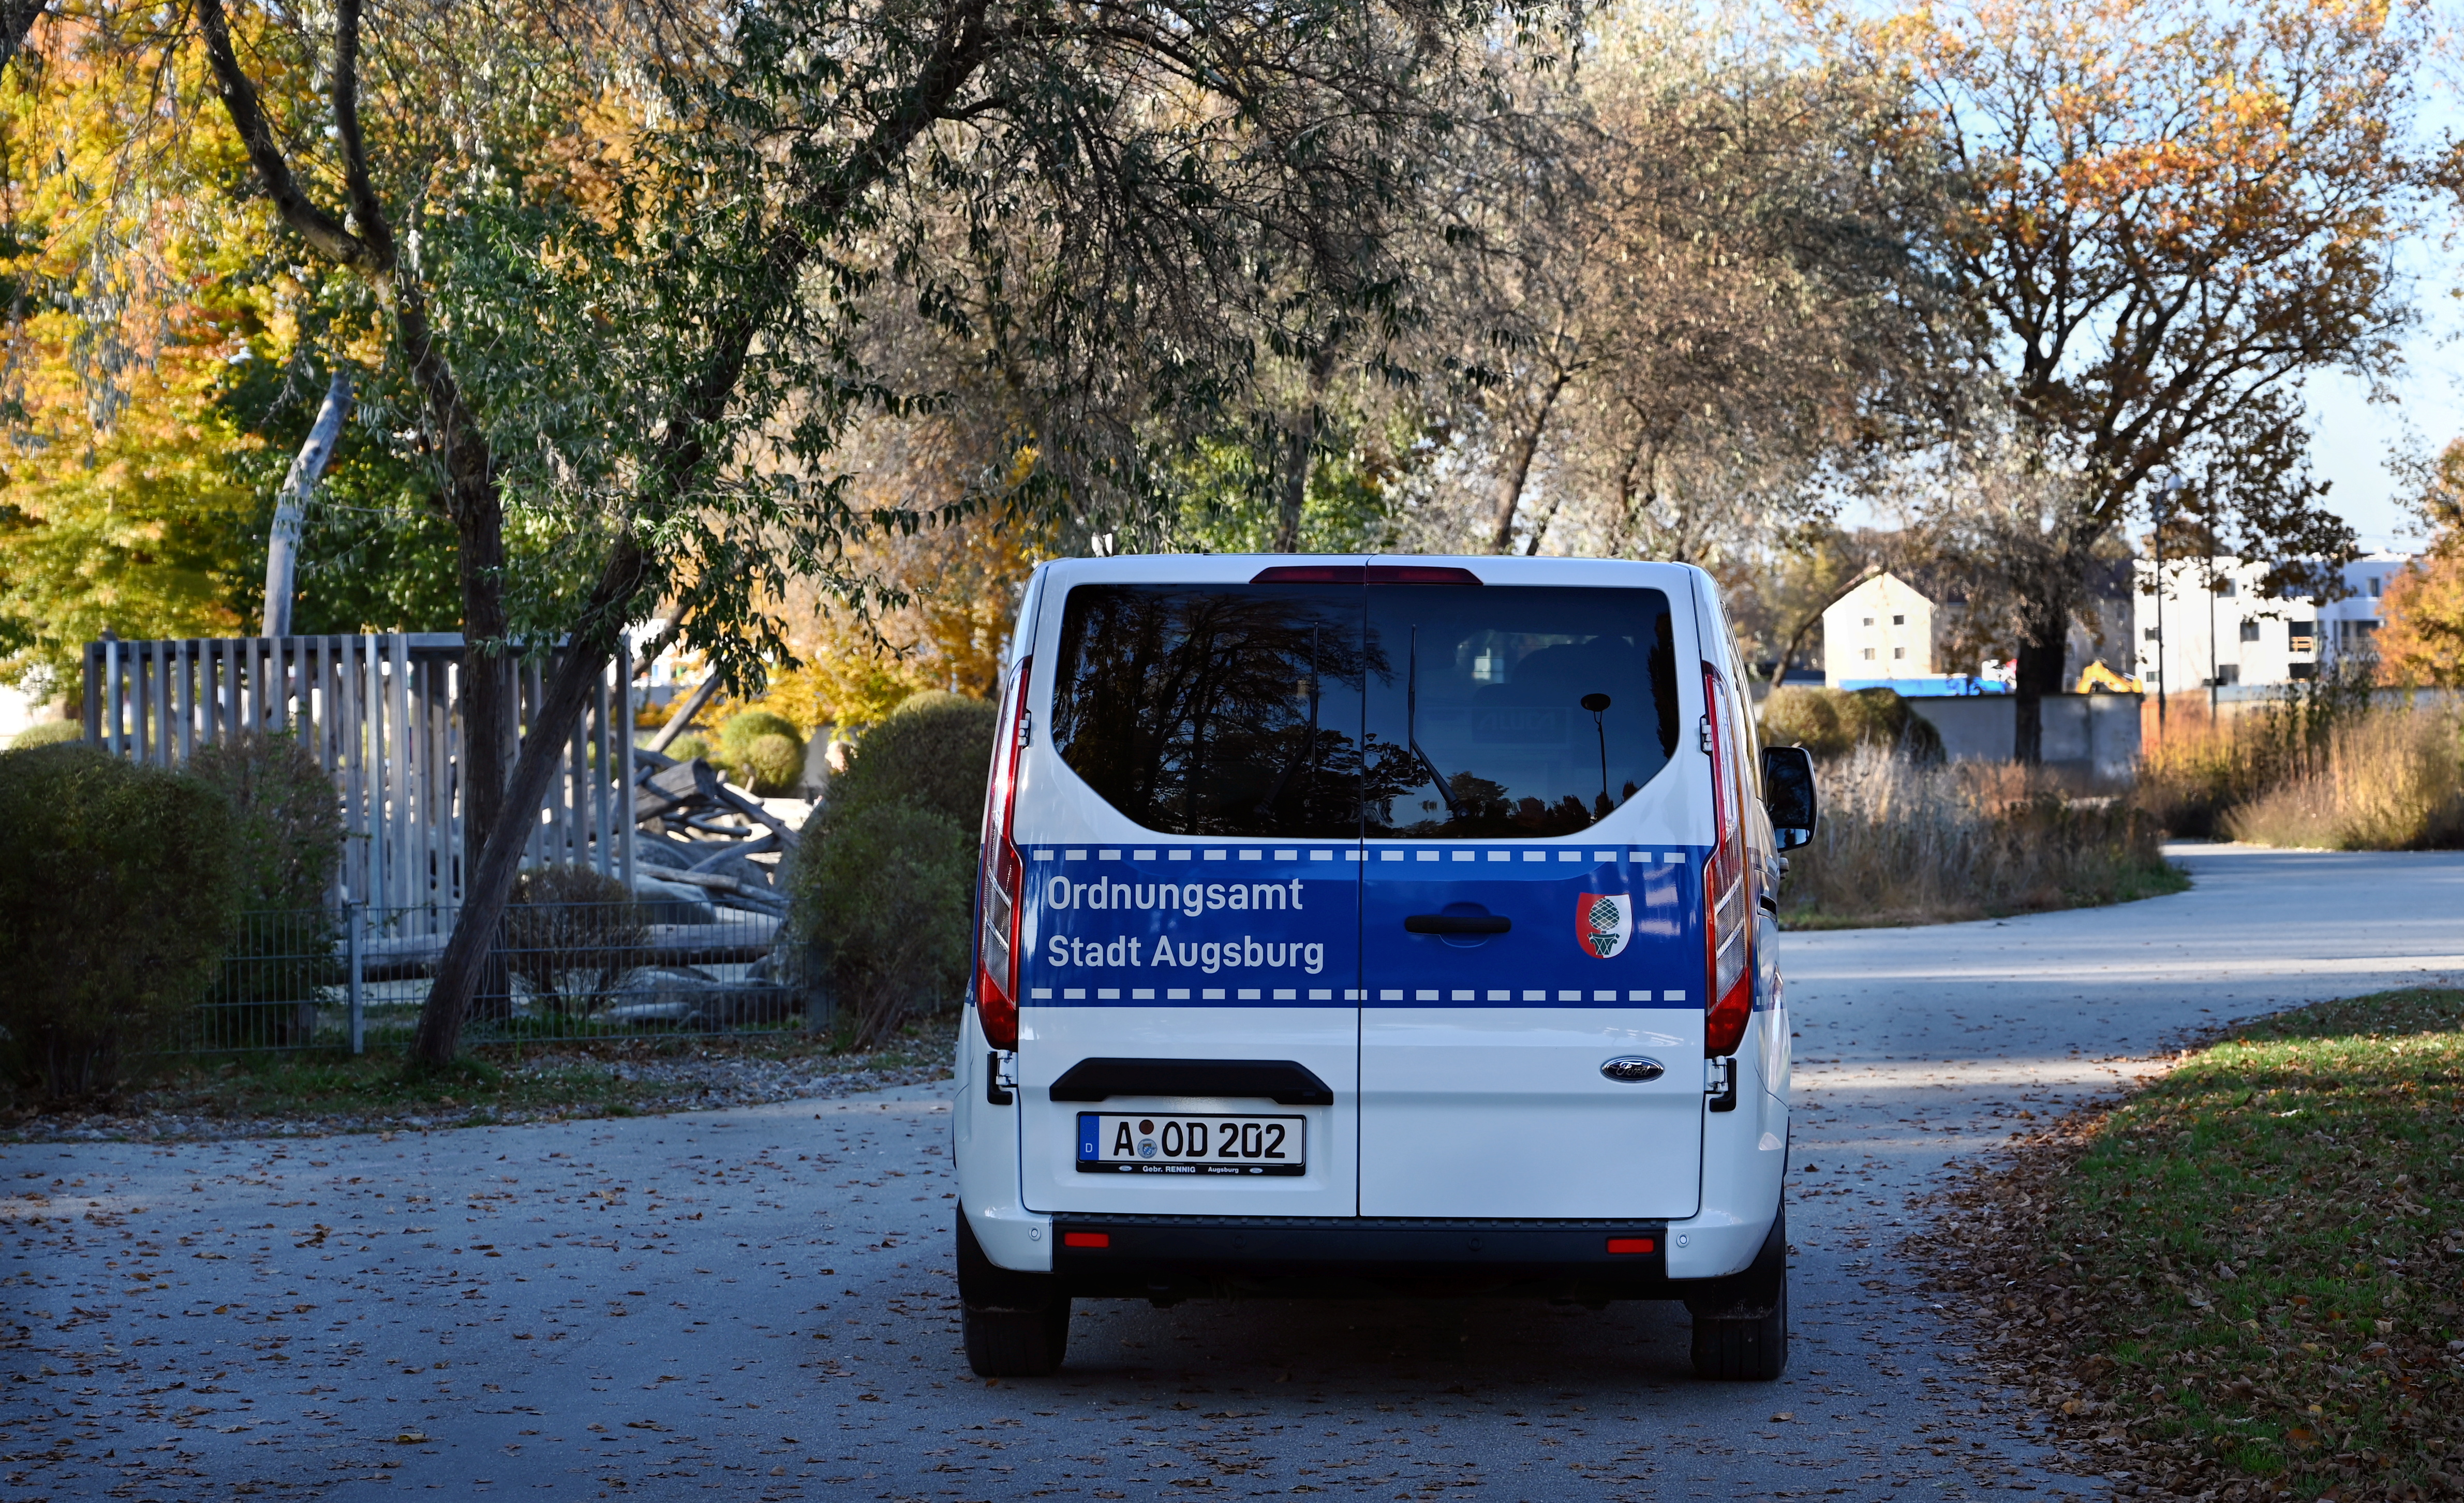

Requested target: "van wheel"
[
  {"left": 1684, "top": 1206, "right": 1789, "bottom": 1381},
  {"left": 955, "top": 1212, "right": 1071, "bottom": 1377},
  {"left": 1688, "top": 1268, "right": 1787, "bottom": 1381},
  {"left": 963, "top": 1299, "right": 1072, "bottom": 1378}
]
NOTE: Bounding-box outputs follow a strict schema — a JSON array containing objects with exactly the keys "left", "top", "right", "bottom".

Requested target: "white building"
[
  {"left": 2131, "top": 552, "right": 2409, "bottom": 692},
  {"left": 0, "top": 682, "right": 39, "bottom": 745},
  {"left": 2321, "top": 552, "right": 2411, "bottom": 671},
  {"left": 1821, "top": 572, "right": 1937, "bottom": 687}
]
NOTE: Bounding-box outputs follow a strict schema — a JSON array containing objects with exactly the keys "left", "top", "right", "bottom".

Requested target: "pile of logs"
[{"left": 630, "top": 747, "right": 800, "bottom": 918}]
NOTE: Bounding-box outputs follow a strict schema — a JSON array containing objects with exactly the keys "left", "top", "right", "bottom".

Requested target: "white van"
[{"left": 951, "top": 555, "right": 1815, "bottom": 1381}]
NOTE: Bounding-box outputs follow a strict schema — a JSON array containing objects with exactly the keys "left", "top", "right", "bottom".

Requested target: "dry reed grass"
[
  {"left": 2222, "top": 700, "right": 2464, "bottom": 849},
  {"left": 1780, "top": 744, "right": 2183, "bottom": 927},
  {"left": 2135, "top": 708, "right": 2278, "bottom": 839},
  {"left": 2134, "top": 678, "right": 2464, "bottom": 849}
]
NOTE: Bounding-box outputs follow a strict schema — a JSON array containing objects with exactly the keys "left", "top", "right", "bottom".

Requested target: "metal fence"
[
  {"left": 184, "top": 902, "right": 821, "bottom": 1054},
  {"left": 85, "top": 632, "right": 640, "bottom": 924}
]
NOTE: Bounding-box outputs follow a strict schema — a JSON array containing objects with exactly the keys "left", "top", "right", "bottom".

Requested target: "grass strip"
[
  {"left": 1910, "top": 988, "right": 2463, "bottom": 1503},
  {"left": 1777, "top": 849, "right": 2189, "bottom": 931},
  {"left": 4, "top": 1015, "right": 958, "bottom": 1134}
]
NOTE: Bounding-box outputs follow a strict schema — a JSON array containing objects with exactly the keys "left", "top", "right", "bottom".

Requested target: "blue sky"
[{"left": 2303, "top": 230, "right": 2462, "bottom": 555}]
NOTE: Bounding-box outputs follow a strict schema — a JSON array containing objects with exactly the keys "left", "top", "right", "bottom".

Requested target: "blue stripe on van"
[{"left": 1018, "top": 845, "right": 1711, "bottom": 1010}]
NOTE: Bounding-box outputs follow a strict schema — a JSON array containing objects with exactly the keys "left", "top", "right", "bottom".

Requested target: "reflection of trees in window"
[
  {"left": 1053, "top": 586, "right": 1373, "bottom": 837},
  {"left": 1364, "top": 752, "right": 1615, "bottom": 837}
]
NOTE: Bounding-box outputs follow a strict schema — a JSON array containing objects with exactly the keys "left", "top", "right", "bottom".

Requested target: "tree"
[
  {"left": 2377, "top": 438, "right": 2464, "bottom": 687},
  {"left": 90, "top": 0, "right": 1534, "bottom": 1066},
  {"left": 0, "top": 20, "right": 462, "bottom": 704},
  {"left": 1422, "top": 2, "right": 1968, "bottom": 559},
  {"left": 0, "top": 22, "right": 272, "bottom": 697},
  {"left": 1846, "top": 0, "right": 2437, "bottom": 758}
]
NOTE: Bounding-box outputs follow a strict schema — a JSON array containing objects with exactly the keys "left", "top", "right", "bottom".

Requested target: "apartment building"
[{"left": 2131, "top": 552, "right": 2411, "bottom": 691}]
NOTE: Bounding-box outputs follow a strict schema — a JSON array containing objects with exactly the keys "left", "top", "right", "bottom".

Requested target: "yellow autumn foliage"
[{"left": 0, "top": 13, "right": 338, "bottom": 697}]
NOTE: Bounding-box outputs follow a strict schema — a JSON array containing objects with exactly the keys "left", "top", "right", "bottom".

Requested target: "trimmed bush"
[
  {"left": 740, "top": 732, "right": 805, "bottom": 796},
  {"left": 829, "top": 690, "right": 998, "bottom": 825},
  {"left": 185, "top": 731, "right": 345, "bottom": 910},
  {"left": 663, "top": 732, "right": 712, "bottom": 764},
  {"left": 718, "top": 709, "right": 802, "bottom": 758},
  {"left": 7, "top": 720, "right": 81, "bottom": 752},
  {"left": 786, "top": 689, "right": 996, "bottom": 1048},
  {"left": 0, "top": 746, "right": 240, "bottom": 1100},
  {"left": 506, "top": 863, "right": 648, "bottom": 1018},
  {"left": 1760, "top": 685, "right": 1942, "bottom": 762},
  {"left": 703, "top": 711, "right": 806, "bottom": 795},
  {"left": 183, "top": 731, "right": 348, "bottom": 1048},
  {"left": 789, "top": 799, "right": 973, "bottom": 1049}
]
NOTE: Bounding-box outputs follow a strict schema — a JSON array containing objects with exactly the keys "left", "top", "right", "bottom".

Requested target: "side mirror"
[{"left": 1761, "top": 744, "right": 1817, "bottom": 850}]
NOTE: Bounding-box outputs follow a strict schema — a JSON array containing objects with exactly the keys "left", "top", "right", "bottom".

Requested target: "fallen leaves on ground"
[{"left": 1908, "top": 988, "right": 2464, "bottom": 1503}]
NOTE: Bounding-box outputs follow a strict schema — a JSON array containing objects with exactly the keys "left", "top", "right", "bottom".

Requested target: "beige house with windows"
[{"left": 1821, "top": 572, "right": 1936, "bottom": 686}]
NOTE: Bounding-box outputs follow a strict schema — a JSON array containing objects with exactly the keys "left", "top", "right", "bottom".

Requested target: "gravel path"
[{"left": 4, "top": 843, "right": 2457, "bottom": 1503}]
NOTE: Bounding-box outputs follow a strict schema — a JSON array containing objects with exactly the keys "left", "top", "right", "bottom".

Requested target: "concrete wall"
[{"left": 1904, "top": 692, "right": 2143, "bottom": 780}]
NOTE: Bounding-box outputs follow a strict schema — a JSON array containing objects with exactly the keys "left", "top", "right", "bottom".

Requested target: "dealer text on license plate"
[{"left": 1075, "top": 1112, "right": 1304, "bottom": 1176}]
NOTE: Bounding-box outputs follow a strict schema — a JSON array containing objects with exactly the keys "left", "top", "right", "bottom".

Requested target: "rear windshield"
[
  {"left": 1050, "top": 580, "right": 1678, "bottom": 839},
  {"left": 1363, "top": 585, "right": 1678, "bottom": 838},
  {"left": 1051, "top": 584, "right": 1365, "bottom": 838}
]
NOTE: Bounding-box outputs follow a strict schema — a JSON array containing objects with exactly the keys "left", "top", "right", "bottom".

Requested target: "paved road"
[{"left": 6, "top": 845, "right": 2459, "bottom": 1503}]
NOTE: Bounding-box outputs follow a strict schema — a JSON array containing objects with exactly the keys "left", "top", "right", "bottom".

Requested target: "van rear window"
[
  {"left": 1363, "top": 586, "right": 1678, "bottom": 837},
  {"left": 1051, "top": 584, "right": 1365, "bottom": 838},
  {"left": 1050, "top": 581, "right": 1678, "bottom": 839}
]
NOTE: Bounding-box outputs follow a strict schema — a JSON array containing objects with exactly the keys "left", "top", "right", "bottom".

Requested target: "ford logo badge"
[{"left": 1599, "top": 1056, "right": 1665, "bottom": 1083}]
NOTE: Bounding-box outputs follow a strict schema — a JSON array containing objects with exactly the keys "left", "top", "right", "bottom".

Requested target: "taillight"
[
  {"left": 975, "top": 656, "right": 1033, "bottom": 1050},
  {"left": 1701, "top": 665, "right": 1753, "bottom": 1057}
]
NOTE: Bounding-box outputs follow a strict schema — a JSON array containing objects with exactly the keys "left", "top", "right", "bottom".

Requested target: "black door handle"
[{"left": 1404, "top": 914, "right": 1511, "bottom": 935}]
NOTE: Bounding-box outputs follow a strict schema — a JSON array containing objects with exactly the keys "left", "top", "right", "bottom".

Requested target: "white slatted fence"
[{"left": 82, "top": 632, "right": 634, "bottom": 935}]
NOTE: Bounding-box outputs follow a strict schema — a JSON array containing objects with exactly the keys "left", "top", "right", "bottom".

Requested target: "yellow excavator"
[{"left": 2074, "top": 659, "right": 2141, "bottom": 694}]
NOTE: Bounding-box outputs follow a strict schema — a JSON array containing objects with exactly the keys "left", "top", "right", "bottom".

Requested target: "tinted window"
[
  {"left": 1362, "top": 585, "right": 1678, "bottom": 838},
  {"left": 1052, "top": 584, "right": 1368, "bottom": 837}
]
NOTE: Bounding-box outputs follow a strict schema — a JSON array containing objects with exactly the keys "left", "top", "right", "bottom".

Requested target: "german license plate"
[{"left": 1075, "top": 1112, "right": 1304, "bottom": 1176}]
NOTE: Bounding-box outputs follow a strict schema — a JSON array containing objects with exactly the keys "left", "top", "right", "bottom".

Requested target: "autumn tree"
[
  {"left": 1845, "top": 0, "right": 2438, "bottom": 758},
  {"left": 2377, "top": 438, "right": 2464, "bottom": 686},
  {"left": 0, "top": 15, "right": 468, "bottom": 706},
  {"left": 1427, "top": 3, "right": 1968, "bottom": 560},
  {"left": 0, "top": 20, "right": 294, "bottom": 697},
  {"left": 39, "top": 0, "right": 1541, "bottom": 1065}
]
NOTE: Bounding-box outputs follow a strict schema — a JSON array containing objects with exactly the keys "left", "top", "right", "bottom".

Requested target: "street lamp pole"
[
  {"left": 2151, "top": 476, "right": 2180, "bottom": 737},
  {"left": 2217, "top": 544, "right": 2237, "bottom": 719}
]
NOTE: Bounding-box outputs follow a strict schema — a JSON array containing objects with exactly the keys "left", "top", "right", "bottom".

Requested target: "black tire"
[
  {"left": 962, "top": 1298, "right": 1072, "bottom": 1378},
  {"left": 955, "top": 1212, "right": 1071, "bottom": 1378},
  {"left": 1685, "top": 1205, "right": 1789, "bottom": 1382},
  {"left": 1688, "top": 1266, "right": 1787, "bottom": 1381}
]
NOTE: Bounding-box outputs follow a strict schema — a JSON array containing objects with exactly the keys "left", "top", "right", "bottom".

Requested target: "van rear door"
[
  {"left": 1010, "top": 572, "right": 1367, "bottom": 1218},
  {"left": 1355, "top": 577, "right": 1704, "bottom": 1220}
]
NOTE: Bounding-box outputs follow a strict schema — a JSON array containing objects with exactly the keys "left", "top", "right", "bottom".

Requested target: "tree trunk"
[
  {"left": 1271, "top": 409, "right": 1319, "bottom": 554},
  {"left": 452, "top": 496, "right": 514, "bottom": 884},
  {"left": 412, "top": 542, "right": 649, "bottom": 1067},
  {"left": 260, "top": 368, "right": 352, "bottom": 637},
  {"left": 1606, "top": 431, "right": 1658, "bottom": 555},
  {"left": 1486, "top": 371, "right": 1570, "bottom": 554},
  {"left": 1271, "top": 349, "right": 1337, "bottom": 553},
  {"left": 2011, "top": 586, "right": 2072, "bottom": 763}
]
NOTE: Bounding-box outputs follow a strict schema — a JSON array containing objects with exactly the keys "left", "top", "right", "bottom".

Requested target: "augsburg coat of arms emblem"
[{"left": 1577, "top": 892, "right": 1632, "bottom": 959}]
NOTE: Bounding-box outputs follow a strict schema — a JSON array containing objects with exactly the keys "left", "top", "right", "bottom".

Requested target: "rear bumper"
[{"left": 1048, "top": 1214, "right": 1683, "bottom": 1301}]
